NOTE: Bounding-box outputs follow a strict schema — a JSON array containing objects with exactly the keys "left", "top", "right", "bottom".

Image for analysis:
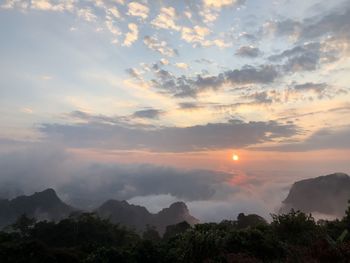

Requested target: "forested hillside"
[{"left": 1, "top": 206, "right": 350, "bottom": 262}]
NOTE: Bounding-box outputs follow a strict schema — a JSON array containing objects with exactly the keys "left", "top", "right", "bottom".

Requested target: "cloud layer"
[{"left": 39, "top": 115, "right": 298, "bottom": 152}]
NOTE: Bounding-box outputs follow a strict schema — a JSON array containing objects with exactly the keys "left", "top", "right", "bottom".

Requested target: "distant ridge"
[
  {"left": 0, "top": 189, "right": 199, "bottom": 233},
  {"left": 280, "top": 172, "right": 350, "bottom": 216},
  {"left": 96, "top": 200, "right": 199, "bottom": 233},
  {"left": 0, "top": 188, "right": 75, "bottom": 228}
]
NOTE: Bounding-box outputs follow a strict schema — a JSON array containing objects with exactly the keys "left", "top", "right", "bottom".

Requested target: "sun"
[{"left": 232, "top": 154, "right": 239, "bottom": 161}]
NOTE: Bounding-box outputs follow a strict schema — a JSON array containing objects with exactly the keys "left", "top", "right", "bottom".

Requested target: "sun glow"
[{"left": 232, "top": 154, "right": 239, "bottom": 161}]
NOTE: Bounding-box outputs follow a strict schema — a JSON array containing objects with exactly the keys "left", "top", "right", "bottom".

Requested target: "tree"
[
  {"left": 11, "top": 214, "right": 36, "bottom": 237},
  {"left": 142, "top": 225, "right": 161, "bottom": 242},
  {"left": 163, "top": 221, "right": 191, "bottom": 240},
  {"left": 271, "top": 209, "right": 319, "bottom": 245},
  {"left": 236, "top": 213, "right": 267, "bottom": 229}
]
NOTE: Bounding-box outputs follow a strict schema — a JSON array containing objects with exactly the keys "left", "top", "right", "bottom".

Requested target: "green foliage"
[
  {"left": 142, "top": 225, "right": 161, "bottom": 242},
  {"left": 271, "top": 209, "right": 319, "bottom": 245},
  {"left": 10, "top": 214, "right": 36, "bottom": 237},
  {"left": 163, "top": 221, "right": 191, "bottom": 240},
  {"left": 236, "top": 213, "right": 267, "bottom": 229},
  {"left": 2, "top": 207, "right": 350, "bottom": 262}
]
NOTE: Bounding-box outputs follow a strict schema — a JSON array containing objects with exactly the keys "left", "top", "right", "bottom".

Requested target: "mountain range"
[
  {"left": 1, "top": 172, "right": 349, "bottom": 231},
  {"left": 0, "top": 188, "right": 198, "bottom": 233}
]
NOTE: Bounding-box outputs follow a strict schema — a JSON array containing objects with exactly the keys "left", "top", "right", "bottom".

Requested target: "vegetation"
[{"left": 1, "top": 208, "right": 350, "bottom": 262}]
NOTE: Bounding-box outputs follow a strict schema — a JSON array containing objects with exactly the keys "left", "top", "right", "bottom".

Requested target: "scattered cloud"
[
  {"left": 123, "top": 23, "right": 138, "bottom": 47},
  {"left": 127, "top": 2, "right": 149, "bottom": 19},
  {"left": 151, "top": 65, "right": 279, "bottom": 97},
  {"left": 181, "top": 26, "right": 210, "bottom": 45},
  {"left": 143, "top": 35, "right": 178, "bottom": 57},
  {"left": 77, "top": 7, "right": 97, "bottom": 22},
  {"left": 31, "top": 0, "right": 75, "bottom": 12},
  {"left": 175, "top": 62, "right": 189, "bottom": 70},
  {"left": 293, "top": 82, "right": 328, "bottom": 93},
  {"left": 20, "top": 107, "right": 34, "bottom": 114},
  {"left": 126, "top": 67, "right": 143, "bottom": 79},
  {"left": 235, "top": 46, "right": 261, "bottom": 58},
  {"left": 202, "top": 0, "right": 246, "bottom": 9},
  {"left": 151, "top": 6, "right": 180, "bottom": 31},
  {"left": 132, "top": 108, "right": 164, "bottom": 119}
]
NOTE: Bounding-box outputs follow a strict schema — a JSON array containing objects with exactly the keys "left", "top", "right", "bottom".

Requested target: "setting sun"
[{"left": 232, "top": 154, "right": 239, "bottom": 161}]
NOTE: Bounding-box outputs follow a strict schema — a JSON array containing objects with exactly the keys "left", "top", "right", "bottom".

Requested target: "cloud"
[
  {"left": 235, "top": 46, "right": 261, "bottom": 58},
  {"left": 31, "top": 0, "right": 75, "bottom": 12},
  {"left": 1, "top": 0, "right": 27, "bottom": 9},
  {"left": 63, "top": 165, "right": 236, "bottom": 208},
  {"left": 151, "top": 65, "right": 279, "bottom": 97},
  {"left": 159, "top": 58, "right": 169, "bottom": 65},
  {"left": 268, "top": 42, "right": 338, "bottom": 73},
  {"left": 151, "top": 7, "right": 180, "bottom": 31},
  {"left": 202, "top": 0, "right": 246, "bottom": 9},
  {"left": 126, "top": 67, "right": 142, "bottom": 79},
  {"left": 132, "top": 108, "right": 163, "bottom": 119},
  {"left": 0, "top": 144, "right": 73, "bottom": 199},
  {"left": 256, "top": 126, "right": 350, "bottom": 152},
  {"left": 200, "top": 0, "right": 246, "bottom": 24},
  {"left": 181, "top": 26, "right": 210, "bottom": 44},
  {"left": 293, "top": 82, "right": 328, "bottom": 93},
  {"left": 107, "top": 7, "right": 120, "bottom": 19},
  {"left": 178, "top": 102, "right": 203, "bottom": 110},
  {"left": 175, "top": 62, "right": 189, "bottom": 70},
  {"left": 180, "top": 26, "right": 229, "bottom": 48},
  {"left": 127, "top": 2, "right": 149, "bottom": 19},
  {"left": 0, "top": 145, "right": 290, "bottom": 221},
  {"left": 199, "top": 8, "right": 218, "bottom": 24},
  {"left": 245, "top": 91, "right": 273, "bottom": 104},
  {"left": 268, "top": 1, "right": 350, "bottom": 58},
  {"left": 39, "top": 115, "right": 298, "bottom": 152},
  {"left": 286, "top": 82, "right": 342, "bottom": 101},
  {"left": 0, "top": 145, "right": 238, "bottom": 209},
  {"left": 123, "top": 23, "right": 138, "bottom": 47},
  {"left": 299, "top": 3, "right": 350, "bottom": 42},
  {"left": 105, "top": 15, "right": 121, "bottom": 38},
  {"left": 265, "top": 19, "right": 301, "bottom": 38},
  {"left": 77, "top": 7, "right": 97, "bottom": 22},
  {"left": 143, "top": 35, "right": 178, "bottom": 57},
  {"left": 225, "top": 65, "right": 278, "bottom": 84},
  {"left": 269, "top": 42, "right": 321, "bottom": 68}
]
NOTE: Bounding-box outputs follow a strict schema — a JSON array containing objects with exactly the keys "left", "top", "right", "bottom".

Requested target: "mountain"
[
  {"left": 96, "top": 200, "right": 153, "bottom": 229},
  {"left": 96, "top": 200, "right": 199, "bottom": 233},
  {"left": 153, "top": 202, "right": 199, "bottom": 233},
  {"left": 0, "top": 188, "right": 199, "bottom": 233},
  {"left": 0, "top": 188, "right": 76, "bottom": 228},
  {"left": 280, "top": 173, "right": 350, "bottom": 216}
]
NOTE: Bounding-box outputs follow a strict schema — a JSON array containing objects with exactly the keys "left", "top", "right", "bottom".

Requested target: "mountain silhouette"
[
  {"left": 96, "top": 200, "right": 199, "bottom": 233},
  {"left": 280, "top": 172, "right": 350, "bottom": 216},
  {"left": 0, "top": 188, "right": 75, "bottom": 228},
  {"left": 0, "top": 189, "right": 199, "bottom": 233}
]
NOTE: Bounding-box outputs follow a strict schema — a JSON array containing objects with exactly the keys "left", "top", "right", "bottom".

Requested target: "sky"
[{"left": 0, "top": 0, "right": 350, "bottom": 221}]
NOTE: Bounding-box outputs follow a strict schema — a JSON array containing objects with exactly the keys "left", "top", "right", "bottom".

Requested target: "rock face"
[
  {"left": 280, "top": 173, "right": 350, "bottom": 216},
  {"left": 0, "top": 189, "right": 76, "bottom": 228},
  {"left": 96, "top": 200, "right": 199, "bottom": 233}
]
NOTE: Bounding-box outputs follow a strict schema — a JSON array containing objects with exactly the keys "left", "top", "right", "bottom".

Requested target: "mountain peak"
[
  {"left": 168, "top": 202, "right": 188, "bottom": 211},
  {"left": 0, "top": 188, "right": 75, "bottom": 228},
  {"left": 96, "top": 200, "right": 198, "bottom": 234},
  {"left": 281, "top": 172, "right": 350, "bottom": 216},
  {"left": 33, "top": 188, "right": 59, "bottom": 200}
]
